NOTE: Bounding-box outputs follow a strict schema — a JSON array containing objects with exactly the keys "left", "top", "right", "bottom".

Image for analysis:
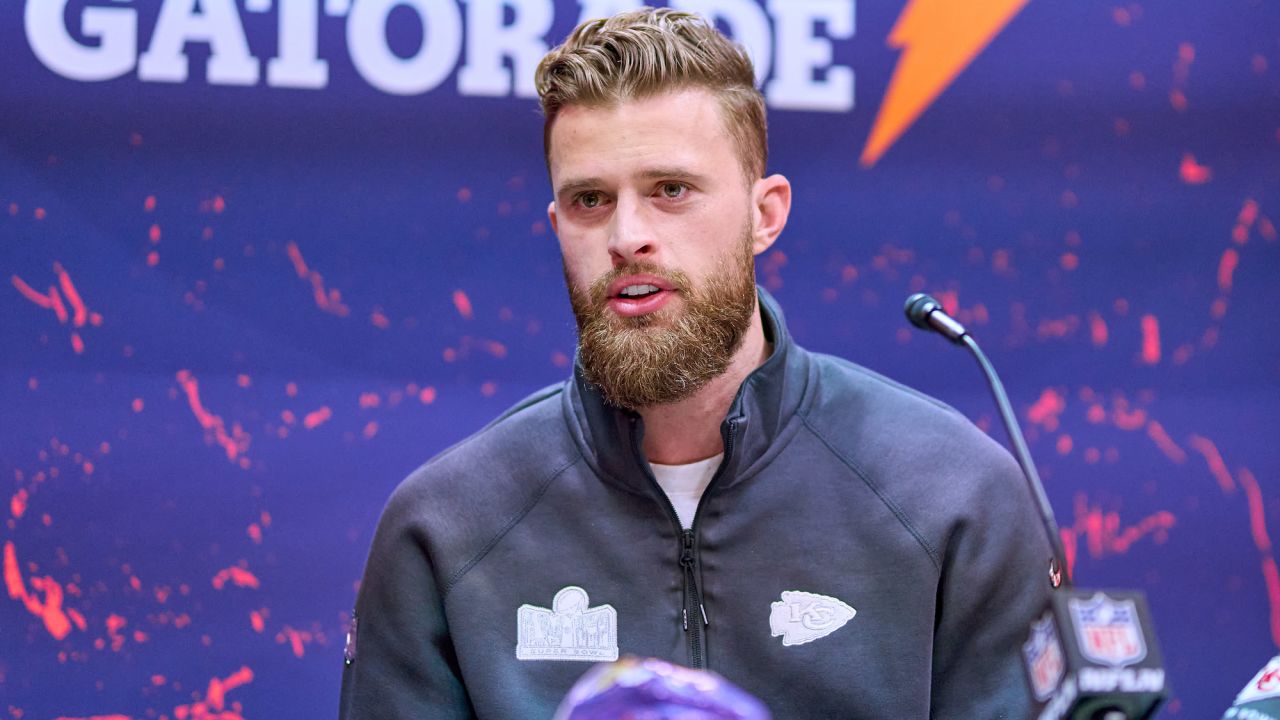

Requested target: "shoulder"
[
  {"left": 801, "top": 350, "right": 1002, "bottom": 463},
  {"left": 375, "top": 382, "right": 582, "bottom": 585},
  {"left": 798, "top": 351, "right": 1025, "bottom": 545}
]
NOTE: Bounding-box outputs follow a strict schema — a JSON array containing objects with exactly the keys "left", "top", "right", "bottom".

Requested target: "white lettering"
[
  {"left": 1078, "top": 667, "right": 1166, "bottom": 693},
  {"left": 348, "top": 0, "right": 463, "bottom": 95},
  {"left": 138, "top": 0, "right": 259, "bottom": 84},
  {"left": 576, "top": 0, "right": 644, "bottom": 25},
  {"left": 24, "top": 0, "right": 137, "bottom": 81},
  {"left": 458, "top": 0, "right": 554, "bottom": 97},
  {"left": 765, "top": 0, "right": 854, "bottom": 111},
  {"left": 670, "top": 0, "right": 772, "bottom": 84},
  {"left": 269, "top": 0, "right": 330, "bottom": 87}
]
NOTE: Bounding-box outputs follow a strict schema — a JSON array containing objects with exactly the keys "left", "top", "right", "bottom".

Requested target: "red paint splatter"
[
  {"left": 1059, "top": 494, "right": 1176, "bottom": 578},
  {"left": 1188, "top": 434, "right": 1235, "bottom": 493},
  {"left": 480, "top": 381, "right": 498, "bottom": 397},
  {"left": 275, "top": 626, "right": 315, "bottom": 658},
  {"left": 358, "top": 392, "right": 381, "bottom": 409},
  {"left": 1027, "top": 388, "right": 1066, "bottom": 431},
  {"left": 247, "top": 524, "right": 262, "bottom": 544},
  {"left": 144, "top": 195, "right": 157, "bottom": 212},
  {"left": 211, "top": 566, "right": 260, "bottom": 590},
  {"left": 54, "top": 715, "right": 132, "bottom": 720},
  {"left": 1261, "top": 217, "right": 1277, "bottom": 242},
  {"left": 362, "top": 421, "right": 379, "bottom": 439},
  {"left": 250, "top": 610, "right": 265, "bottom": 633},
  {"left": 1139, "top": 315, "right": 1161, "bottom": 364},
  {"left": 1240, "top": 469, "right": 1273, "bottom": 552},
  {"left": 175, "top": 370, "right": 251, "bottom": 462},
  {"left": 1263, "top": 557, "right": 1280, "bottom": 648},
  {"left": 1111, "top": 399, "right": 1147, "bottom": 431},
  {"left": 11, "top": 263, "right": 100, "bottom": 352},
  {"left": 1088, "top": 312, "right": 1108, "bottom": 346},
  {"left": 418, "top": 387, "right": 436, "bottom": 404},
  {"left": 106, "top": 613, "right": 127, "bottom": 652},
  {"left": 1179, "top": 153, "right": 1211, "bottom": 184},
  {"left": 1219, "top": 248, "right": 1240, "bottom": 292},
  {"left": 1145, "top": 421, "right": 1187, "bottom": 463},
  {"left": 286, "top": 242, "right": 350, "bottom": 317},
  {"left": 370, "top": 308, "right": 390, "bottom": 329},
  {"left": 11, "top": 489, "right": 28, "bottom": 519},
  {"left": 453, "top": 290, "right": 474, "bottom": 319},
  {"left": 4, "top": 541, "right": 80, "bottom": 640},
  {"left": 172, "top": 666, "right": 253, "bottom": 720},
  {"left": 302, "top": 406, "right": 332, "bottom": 430},
  {"left": 1037, "top": 315, "right": 1078, "bottom": 339}
]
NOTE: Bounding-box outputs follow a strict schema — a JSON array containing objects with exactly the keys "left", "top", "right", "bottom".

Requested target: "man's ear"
[
  {"left": 547, "top": 201, "right": 559, "bottom": 236},
  {"left": 750, "top": 174, "right": 791, "bottom": 255}
]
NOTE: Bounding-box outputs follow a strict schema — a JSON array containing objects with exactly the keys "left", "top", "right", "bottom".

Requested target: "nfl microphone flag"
[{"left": 1025, "top": 590, "right": 1166, "bottom": 719}]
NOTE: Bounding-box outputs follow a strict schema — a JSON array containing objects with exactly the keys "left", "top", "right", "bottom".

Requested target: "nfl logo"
[
  {"left": 1023, "top": 612, "right": 1065, "bottom": 701},
  {"left": 1070, "top": 592, "right": 1147, "bottom": 667}
]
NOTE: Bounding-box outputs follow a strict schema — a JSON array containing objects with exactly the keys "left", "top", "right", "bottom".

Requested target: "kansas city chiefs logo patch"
[{"left": 769, "top": 590, "right": 856, "bottom": 647}]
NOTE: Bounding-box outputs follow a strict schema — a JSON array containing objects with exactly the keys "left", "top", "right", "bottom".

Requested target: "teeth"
[{"left": 619, "top": 284, "right": 660, "bottom": 298}]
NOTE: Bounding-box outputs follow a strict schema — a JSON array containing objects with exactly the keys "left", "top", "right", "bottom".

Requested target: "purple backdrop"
[{"left": 2, "top": 1, "right": 1278, "bottom": 717}]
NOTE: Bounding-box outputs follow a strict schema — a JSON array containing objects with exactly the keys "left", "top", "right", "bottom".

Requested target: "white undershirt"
[{"left": 649, "top": 454, "right": 723, "bottom": 530}]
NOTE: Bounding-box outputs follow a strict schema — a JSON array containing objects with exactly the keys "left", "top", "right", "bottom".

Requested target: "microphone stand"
[
  {"left": 960, "top": 332, "right": 1068, "bottom": 590},
  {"left": 904, "top": 293, "right": 1167, "bottom": 720}
]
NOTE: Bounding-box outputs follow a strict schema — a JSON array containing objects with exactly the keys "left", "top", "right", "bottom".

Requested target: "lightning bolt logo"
[{"left": 861, "top": 0, "right": 1030, "bottom": 167}]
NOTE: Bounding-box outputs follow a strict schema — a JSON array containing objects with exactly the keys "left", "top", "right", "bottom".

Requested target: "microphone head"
[{"left": 904, "top": 293, "right": 941, "bottom": 330}]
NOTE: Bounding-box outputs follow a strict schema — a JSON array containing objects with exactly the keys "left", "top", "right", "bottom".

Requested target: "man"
[{"left": 340, "top": 8, "right": 1052, "bottom": 718}]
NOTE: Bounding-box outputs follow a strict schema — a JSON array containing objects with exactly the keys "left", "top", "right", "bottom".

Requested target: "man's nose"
[{"left": 606, "top": 196, "right": 656, "bottom": 265}]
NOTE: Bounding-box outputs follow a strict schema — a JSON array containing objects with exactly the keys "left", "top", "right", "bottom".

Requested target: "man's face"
[{"left": 547, "top": 88, "right": 761, "bottom": 409}]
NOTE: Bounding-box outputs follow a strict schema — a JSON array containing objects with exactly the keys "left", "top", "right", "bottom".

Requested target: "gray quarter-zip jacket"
[{"left": 339, "top": 289, "right": 1052, "bottom": 719}]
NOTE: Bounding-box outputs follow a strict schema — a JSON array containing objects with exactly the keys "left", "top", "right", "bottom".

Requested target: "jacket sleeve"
[
  {"left": 928, "top": 455, "right": 1055, "bottom": 719},
  {"left": 339, "top": 482, "right": 475, "bottom": 719}
]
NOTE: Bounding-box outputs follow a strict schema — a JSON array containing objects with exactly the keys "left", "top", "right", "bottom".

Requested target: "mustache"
[{"left": 588, "top": 262, "right": 690, "bottom": 303}]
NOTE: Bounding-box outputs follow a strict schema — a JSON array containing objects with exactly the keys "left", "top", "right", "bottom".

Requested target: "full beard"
[{"left": 566, "top": 227, "right": 758, "bottom": 410}]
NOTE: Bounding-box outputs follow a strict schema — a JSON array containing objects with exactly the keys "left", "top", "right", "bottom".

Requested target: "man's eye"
[
  {"left": 660, "top": 183, "right": 687, "bottom": 199},
  {"left": 579, "top": 192, "right": 603, "bottom": 208}
]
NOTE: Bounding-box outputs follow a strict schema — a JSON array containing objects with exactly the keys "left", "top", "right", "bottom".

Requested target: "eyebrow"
[{"left": 555, "top": 168, "right": 709, "bottom": 198}]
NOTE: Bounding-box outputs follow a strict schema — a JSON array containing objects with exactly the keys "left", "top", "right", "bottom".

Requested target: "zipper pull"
[{"left": 680, "top": 531, "right": 709, "bottom": 628}]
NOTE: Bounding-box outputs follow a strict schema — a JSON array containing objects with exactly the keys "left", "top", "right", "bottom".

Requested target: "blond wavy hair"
[{"left": 535, "top": 7, "right": 767, "bottom": 182}]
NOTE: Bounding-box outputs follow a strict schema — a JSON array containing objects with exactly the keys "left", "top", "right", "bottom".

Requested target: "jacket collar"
[{"left": 563, "top": 287, "right": 812, "bottom": 493}]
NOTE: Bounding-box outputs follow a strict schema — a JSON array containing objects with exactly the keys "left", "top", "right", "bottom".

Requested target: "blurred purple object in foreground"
[{"left": 554, "top": 656, "right": 772, "bottom": 720}]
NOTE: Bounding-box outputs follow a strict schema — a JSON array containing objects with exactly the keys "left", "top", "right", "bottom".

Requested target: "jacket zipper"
[{"left": 629, "top": 415, "right": 740, "bottom": 671}]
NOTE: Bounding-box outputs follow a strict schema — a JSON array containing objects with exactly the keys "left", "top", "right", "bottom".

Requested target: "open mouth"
[
  {"left": 616, "top": 283, "right": 663, "bottom": 300},
  {"left": 605, "top": 275, "right": 677, "bottom": 317}
]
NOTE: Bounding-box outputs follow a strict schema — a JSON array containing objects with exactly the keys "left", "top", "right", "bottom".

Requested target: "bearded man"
[{"left": 340, "top": 8, "right": 1052, "bottom": 719}]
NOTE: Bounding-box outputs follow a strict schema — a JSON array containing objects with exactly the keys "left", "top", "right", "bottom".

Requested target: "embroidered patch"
[
  {"left": 516, "top": 586, "right": 619, "bottom": 662},
  {"left": 1069, "top": 592, "right": 1146, "bottom": 667},
  {"left": 769, "top": 590, "right": 856, "bottom": 647}
]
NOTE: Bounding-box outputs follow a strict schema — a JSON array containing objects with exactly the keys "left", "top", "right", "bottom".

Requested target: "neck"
[{"left": 639, "top": 301, "right": 771, "bottom": 465}]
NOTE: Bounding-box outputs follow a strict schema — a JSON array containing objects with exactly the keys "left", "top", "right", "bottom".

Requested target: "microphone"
[
  {"left": 903, "top": 294, "right": 1168, "bottom": 720},
  {"left": 904, "top": 292, "right": 968, "bottom": 343}
]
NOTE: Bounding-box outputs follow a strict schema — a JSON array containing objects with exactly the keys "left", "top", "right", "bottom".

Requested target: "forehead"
[{"left": 547, "top": 88, "right": 739, "bottom": 188}]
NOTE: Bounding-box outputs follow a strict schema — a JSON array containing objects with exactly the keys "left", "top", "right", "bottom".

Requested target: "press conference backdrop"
[{"left": 2, "top": 0, "right": 1276, "bottom": 717}]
